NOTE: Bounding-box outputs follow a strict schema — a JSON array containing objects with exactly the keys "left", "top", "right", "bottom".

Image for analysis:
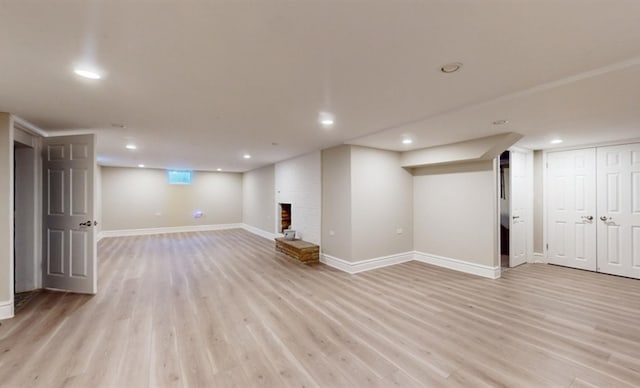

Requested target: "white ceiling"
[{"left": 1, "top": 1, "right": 640, "bottom": 172}]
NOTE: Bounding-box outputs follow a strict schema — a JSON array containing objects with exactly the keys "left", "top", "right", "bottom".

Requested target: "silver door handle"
[
  {"left": 512, "top": 216, "right": 520, "bottom": 220},
  {"left": 581, "top": 215, "right": 593, "bottom": 221},
  {"left": 600, "top": 216, "right": 612, "bottom": 222}
]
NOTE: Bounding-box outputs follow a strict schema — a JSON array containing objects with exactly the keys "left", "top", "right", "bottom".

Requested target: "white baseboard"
[
  {"left": 96, "top": 226, "right": 500, "bottom": 280},
  {"left": 321, "top": 251, "right": 499, "bottom": 279},
  {"left": 413, "top": 251, "right": 501, "bottom": 279},
  {"left": 240, "top": 223, "right": 280, "bottom": 241},
  {"left": 0, "top": 300, "right": 14, "bottom": 320},
  {"left": 98, "top": 223, "right": 244, "bottom": 240},
  {"left": 531, "top": 252, "right": 546, "bottom": 263},
  {"left": 320, "top": 252, "right": 414, "bottom": 274},
  {"left": 98, "top": 223, "right": 282, "bottom": 242}
]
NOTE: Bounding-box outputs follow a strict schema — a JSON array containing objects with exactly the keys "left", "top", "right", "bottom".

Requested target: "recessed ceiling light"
[
  {"left": 321, "top": 118, "right": 334, "bottom": 126},
  {"left": 319, "top": 112, "right": 335, "bottom": 128},
  {"left": 550, "top": 139, "right": 563, "bottom": 144},
  {"left": 493, "top": 120, "right": 509, "bottom": 125},
  {"left": 243, "top": 154, "right": 251, "bottom": 159},
  {"left": 125, "top": 144, "right": 137, "bottom": 150},
  {"left": 137, "top": 164, "right": 145, "bottom": 168},
  {"left": 216, "top": 168, "right": 222, "bottom": 171},
  {"left": 74, "top": 68, "right": 101, "bottom": 79},
  {"left": 440, "top": 62, "right": 463, "bottom": 73},
  {"left": 402, "top": 139, "right": 413, "bottom": 145}
]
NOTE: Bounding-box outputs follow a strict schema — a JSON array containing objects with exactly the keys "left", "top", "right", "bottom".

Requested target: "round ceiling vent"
[{"left": 440, "top": 62, "right": 463, "bottom": 73}]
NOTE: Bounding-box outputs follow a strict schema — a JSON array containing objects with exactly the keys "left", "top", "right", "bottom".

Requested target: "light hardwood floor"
[{"left": 1, "top": 229, "right": 640, "bottom": 387}]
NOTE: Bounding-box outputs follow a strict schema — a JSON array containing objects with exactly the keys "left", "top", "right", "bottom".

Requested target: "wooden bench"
[{"left": 275, "top": 238, "right": 319, "bottom": 264}]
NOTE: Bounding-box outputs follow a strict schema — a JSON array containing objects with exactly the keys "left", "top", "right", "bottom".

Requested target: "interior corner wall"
[
  {"left": 321, "top": 145, "right": 352, "bottom": 260},
  {"left": 413, "top": 160, "right": 497, "bottom": 267},
  {"left": 101, "top": 166, "right": 242, "bottom": 231},
  {"left": 275, "top": 151, "right": 321, "bottom": 245},
  {"left": 0, "top": 113, "right": 14, "bottom": 316},
  {"left": 350, "top": 146, "right": 413, "bottom": 261},
  {"left": 533, "top": 150, "right": 544, "bottom": 253},
  {"left": 14, "top": 146, "right": 37, "bottom": 292},
  {"left": 242, "top": 164, "right": 276, "bottom": 234}
]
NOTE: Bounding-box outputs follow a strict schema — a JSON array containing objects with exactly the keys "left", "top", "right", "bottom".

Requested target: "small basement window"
[{"left": 167, "top": 170, "right": 193, "bottom": 185}]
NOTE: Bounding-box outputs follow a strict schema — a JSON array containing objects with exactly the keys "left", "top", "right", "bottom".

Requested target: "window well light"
[
  {"left": 138, "top": 164, "right": 145, "bottom": 168},
  {"left": 550, "top": 139, "right": 563, "bottom": 144},
  {"left": 74, "top": 68, "right": 101, "bottom": 80},
  {"left": 167, "top": 170, "right": 193, "bottom": 185},
  {"left": 216, "top": 168, "right": 222, "bottom": 171},
  {"left": 243, "top": 154, "right": 251, "bottom": 159},
  {"left": 125, "top": 144, "right": 137, "bottom": 150}
]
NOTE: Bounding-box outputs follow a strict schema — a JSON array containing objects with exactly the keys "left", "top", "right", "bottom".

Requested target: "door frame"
[
  {"left": 0, "top": 119, "right": 45, "bottom": 320},
  {"left": 14, "top": 127, "right": 43, "bottom": 293},
  {"left": 542, "top": 137, "right": 640, "bottom": 264}
]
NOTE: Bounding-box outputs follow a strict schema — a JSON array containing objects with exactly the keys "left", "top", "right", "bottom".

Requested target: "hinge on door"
[
  {"left": 546, "top": 243, "right": 549, "bottom": 250},
  {"left": 546, "top": 162, "right": 548, "bottom": 168}
]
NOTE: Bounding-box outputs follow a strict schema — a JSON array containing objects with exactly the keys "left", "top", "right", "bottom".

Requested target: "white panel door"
[
  {"left": 547, "top": 149, "right": 597, "bottom": 271},
  {"left": 596, "top": 143, "right": 640, "bottom": 279},
  {"left": 42, "top": 135, "right": 97, "bottom": 294},
  {"left": 509, "top": 150, "right": 528, "bottom": 267}
]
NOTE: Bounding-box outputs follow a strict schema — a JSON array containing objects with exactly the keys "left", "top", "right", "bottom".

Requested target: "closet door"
[
  {"left": 547, "top": 149, "right": 597, "bottom": 271},
  {"left": 596, "top": 143, "right": 640, "bottom": 279},
  {"left": 509, "top": 149, "right": 529, "bottom": 267}
]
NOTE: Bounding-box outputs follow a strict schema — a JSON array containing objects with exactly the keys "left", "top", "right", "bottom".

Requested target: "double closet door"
[{"left": 547, "top": 143, "right": 640, "bottom": 279}]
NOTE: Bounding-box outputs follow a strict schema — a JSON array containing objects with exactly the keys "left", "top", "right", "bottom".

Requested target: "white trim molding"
[
  {"left": 98, "top": 223, "right": 244, "bottom": 240},
  {"left": 241, "top": 223, "right": 280, "bottom": 241},
  {"left": 97, "top": 223, "right": 281, "bottom": 241},
  {"left": 413, "top": 251, "right": 501, "bottom": 279},
  {"left": 321, "top": 251, "right": 500, "bottom": 278},
  {"left": 0, "top": 300, "right": 14, "bottom": 320},
  {"left": 320, "top": 252, "right": 414, "bottom": 274},
  {"left": 531, "top": 252, "right": 546, "bottom": 263}
]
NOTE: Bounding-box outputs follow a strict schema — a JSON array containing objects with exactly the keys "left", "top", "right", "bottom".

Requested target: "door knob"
[
  {"left": 512, "top": 216, "right": 520, "bottom": 220},
  {"left": 600, "top": 216, "right": 611, "bottom": 222},
  {"left": 581, "top": 215, "right": 593, "bottom": 221}
]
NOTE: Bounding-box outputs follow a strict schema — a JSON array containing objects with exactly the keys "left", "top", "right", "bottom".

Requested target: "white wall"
[
  {"left": 351, "top": 146, "right": 413, "bottom": 261},
  {"left": 95, "top": 165, "right": 102, "bottom": 235},
  {"left": 275, "top": 151, "right": 321, "bottom": 245},
  {"left": 101, "top": 167, "right": 243, "bottom": 231},
  {"left": 413, "top": 161, "right": 497, "bottom": 267},
  {"left": 242, "top": 164, "right": 275, "bottom": 234},
  {"left": 321, "top": 145, "right": 352, "bottom": 260}
]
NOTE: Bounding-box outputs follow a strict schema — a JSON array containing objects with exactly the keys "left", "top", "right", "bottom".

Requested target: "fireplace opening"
[{"left": 279, "top": 203, "right": 292, "bottom": 233}]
